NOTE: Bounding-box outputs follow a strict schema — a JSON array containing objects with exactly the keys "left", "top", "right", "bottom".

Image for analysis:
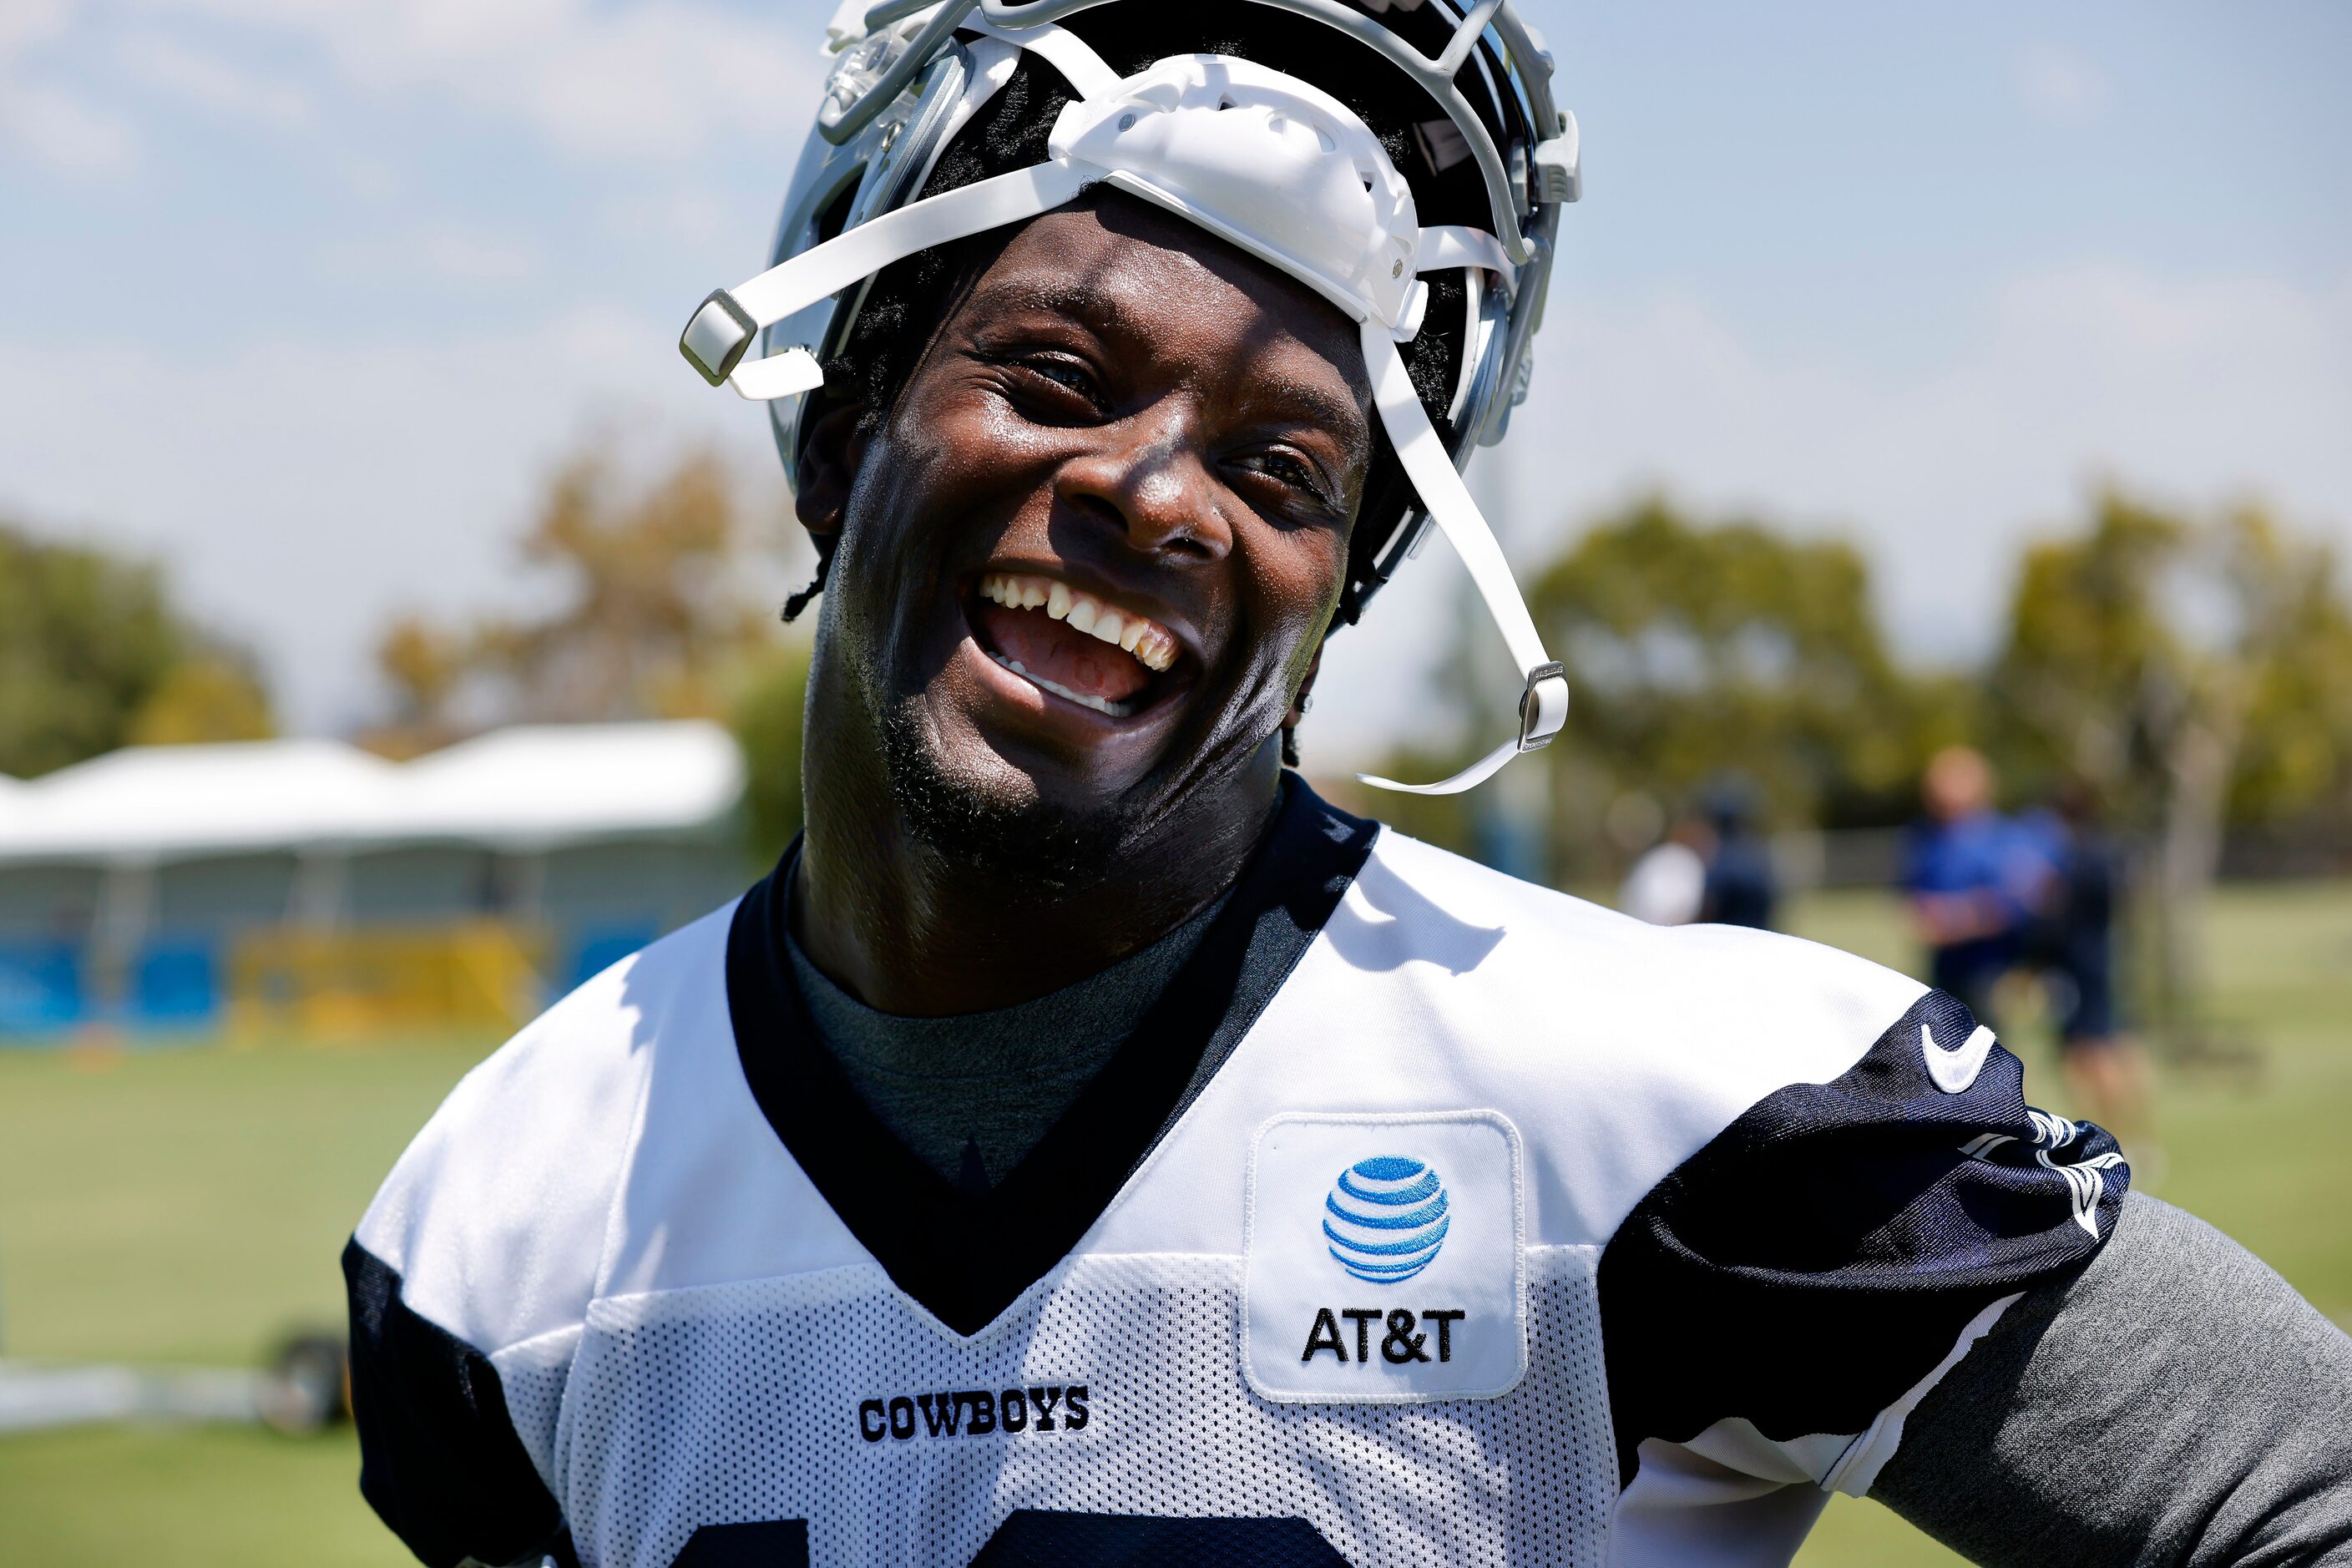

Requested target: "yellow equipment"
[{"left": 228, "top": 921, "right": 546, "bottom": 1040}]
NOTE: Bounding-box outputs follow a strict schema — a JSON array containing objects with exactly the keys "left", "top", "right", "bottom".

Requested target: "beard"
[{"left": 871, "top": 688, "right": 1156, "bottom": 891}]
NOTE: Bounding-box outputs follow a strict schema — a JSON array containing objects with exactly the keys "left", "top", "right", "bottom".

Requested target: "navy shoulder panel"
[
  {"left": 344, "top": 1238, "right": 576, "bottom": 1568},
  {"left": 1596, "top": 989, "right": 2128, "bottom": 1481}
]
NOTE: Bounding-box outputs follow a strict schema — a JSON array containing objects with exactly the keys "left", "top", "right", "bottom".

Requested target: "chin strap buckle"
[
  {"left": 680, "top": 289, "right": 759, "bottom": 386},
  {"left": 1517, "top": 661, "right": 1569, "bottom": 751}
]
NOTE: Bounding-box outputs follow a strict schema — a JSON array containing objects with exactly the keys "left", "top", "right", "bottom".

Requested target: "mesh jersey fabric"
[
  {"left": 347, "top": 779, "right": 2130, "bottom": 1568},
  {"left": 553, "top": 1251, "right": 1614, "bottom": 1566}
]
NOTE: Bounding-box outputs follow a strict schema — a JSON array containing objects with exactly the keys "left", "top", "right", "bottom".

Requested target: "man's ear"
[{"left": 795, "top": 398, "right": 871, "bottom": 540}]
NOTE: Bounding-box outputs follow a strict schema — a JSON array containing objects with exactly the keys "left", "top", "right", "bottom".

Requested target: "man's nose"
[{"left": 1055, "top": 407, "right": 1233, "bottom": 563}]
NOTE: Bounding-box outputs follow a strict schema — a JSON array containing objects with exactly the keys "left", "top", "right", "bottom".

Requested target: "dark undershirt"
[
  {"left": 784, "top": 880, "right": 1230, "bottom": 1192},
  {"left": 740, "top": 779, "right": 1373, "bottom": 1338}
]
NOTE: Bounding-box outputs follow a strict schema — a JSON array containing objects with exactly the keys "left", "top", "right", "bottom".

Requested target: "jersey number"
[
  {"left": 670, "top": 1520, "right": 805, "bottom": 1565},
  {"left": 670, "top": 1510, "right": 1345, "bottom": 1565}
]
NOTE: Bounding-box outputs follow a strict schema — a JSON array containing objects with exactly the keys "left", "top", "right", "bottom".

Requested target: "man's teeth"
[
  {"left": 977, "top": 572, "right": 1179, "bottom": 673},
  {"left": 986, "top": 653, "right": 1139, "bottom": 717}
]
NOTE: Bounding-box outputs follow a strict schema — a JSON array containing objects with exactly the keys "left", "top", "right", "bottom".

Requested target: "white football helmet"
[{"left": 681, "top": 0, "right": 1579, "bottom": 793}]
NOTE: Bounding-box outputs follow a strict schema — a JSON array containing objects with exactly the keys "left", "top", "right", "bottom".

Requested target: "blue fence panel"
[
  {"left": 131, "top": 939, "right": 220, "bottom": 1030},
  {"left": 0, "top": 943, "right": 85, "bottom": 1038},
  {"left": 564, "top": 926, "right": 659, "bottom": 993}
]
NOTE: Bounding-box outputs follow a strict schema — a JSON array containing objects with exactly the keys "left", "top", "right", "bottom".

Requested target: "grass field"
[{"left": 2, "top": 884, "right": 2347, "bottom": 1565}]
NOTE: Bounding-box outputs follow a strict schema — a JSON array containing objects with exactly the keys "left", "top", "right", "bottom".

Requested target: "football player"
[{"left": 345, "top": 3, "right": 2352, "bottom": 1565}]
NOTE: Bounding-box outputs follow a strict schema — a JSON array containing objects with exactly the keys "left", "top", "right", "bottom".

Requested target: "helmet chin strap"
[
  {"left": 1353, "top": 320, "right": 1569, "bottom": 796},
  {"left": 681, "top": 23, "right": 1568, "bottom": 796}
]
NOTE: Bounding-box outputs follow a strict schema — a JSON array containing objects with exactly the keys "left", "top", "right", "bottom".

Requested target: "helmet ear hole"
[{"left": 813, "top": 176, "right": 862, "bottom": 247}]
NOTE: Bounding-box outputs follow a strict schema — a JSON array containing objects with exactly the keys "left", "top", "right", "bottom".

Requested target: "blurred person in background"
[
  {"left": 1903, "top": 746, "right": 2054, "bottom": 1029},
  {"left": 1617, "top": 781, "right": 1777, "bottom": 930},
  {"left": 2042, "top": 781, "right": 2160, "bottom": 1171},
  {"left": 1697, "top": 776, "right": 1778, "bottom": 931},
  {"left": 1619, "top": 812, "right": 1712, "bottom": 926}
]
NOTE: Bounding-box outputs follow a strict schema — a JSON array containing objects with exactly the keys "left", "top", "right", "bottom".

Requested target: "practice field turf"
[{"left": 2, "top": 885, "right": 2346, "bottom": 1566}]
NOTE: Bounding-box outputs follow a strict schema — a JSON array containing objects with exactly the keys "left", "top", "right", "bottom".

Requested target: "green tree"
[
  {"left": 0, "top": 523, "right": 275, "bottom": 776},
  {"left": 730, "top": 636, "right": 812, "bottom": 869},
  {"left": 1522, "top": 496, "right": 1950, "bottom": 874},
  {"left": 372, "top": 446, "right": 776, "bottom": 751},
  {"left": 126, "top": 652, "right": 276, "bottom": 747},
  {"left": 367, "top": 439, "right": 817, "bottom": 862},
  {"left": 1990, "top": 492, "right": 2352, "bottom": 1033}
]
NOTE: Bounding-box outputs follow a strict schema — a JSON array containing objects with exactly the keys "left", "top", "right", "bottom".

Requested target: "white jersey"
[{"left": 346, "top": 784, "right": 2125, "bottom": 1568}]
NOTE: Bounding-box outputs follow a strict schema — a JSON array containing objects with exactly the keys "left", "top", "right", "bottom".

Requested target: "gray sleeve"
[{"left": 1873, "top": 1191, "right": 2352, "bottom": 1567}]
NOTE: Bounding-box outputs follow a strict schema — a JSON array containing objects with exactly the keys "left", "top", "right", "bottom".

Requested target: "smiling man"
[
  {"left": 343, "top": 5, "right": 2352, "bottom": 1567},
  {"left": 786, "top": 190, "right": 1377, "bottom": 1022}
]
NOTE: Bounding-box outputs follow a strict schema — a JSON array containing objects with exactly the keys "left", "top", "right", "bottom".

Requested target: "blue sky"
[{"left": 3, "top": 1, "right": 2348, "bottom": 761}]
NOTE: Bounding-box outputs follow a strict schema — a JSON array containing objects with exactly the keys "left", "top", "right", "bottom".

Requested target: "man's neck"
[{"left": 791, "top": 703, "right": 1281, "bottom": 1019}]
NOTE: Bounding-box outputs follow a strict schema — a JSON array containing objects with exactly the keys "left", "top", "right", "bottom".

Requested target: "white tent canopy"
[{"left": 0, "top": 722, "right": 746, "bottom": 866}]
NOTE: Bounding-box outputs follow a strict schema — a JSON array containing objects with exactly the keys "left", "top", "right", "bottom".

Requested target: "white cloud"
[
  {"left": 419, "top": 229, "right": 538, "bottom": 283},
  {"left": 2, "top": 0, "right": 829, "bottom": 164},
  {"left": 2015, "top": 43, "right": 2107, "bottom": 126},
  {"left": 118, "top": 31, "right": 311, "bottom": 126},
  {"left": 0, "top": 0, "right": 127, "bottom": 173},
  {"left": 0, "top": 0, "right": 71, "bottom": 63},
  {"left": 0, "top": 81, "right": 137, "bottom": 172},
  {"left": 311, "top": 225, "right": 539, "bottom": 286},
  {"left": 602, "top": 187, "right": 733, "bottom": 251},
  {"left": 135, "top": 0, "right": 831, "bottom": 161}
]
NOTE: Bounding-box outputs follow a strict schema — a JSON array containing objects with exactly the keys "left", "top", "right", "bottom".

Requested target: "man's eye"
[
  {"left": 1241, "top": 450, "right": 1328, "bottom": 500},
  {"left": 1014, "top": 357, "right": 1098, "bottom": 400}
]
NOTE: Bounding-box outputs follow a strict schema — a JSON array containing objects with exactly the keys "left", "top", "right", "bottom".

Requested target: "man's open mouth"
[{"left": 970, "top": 571, "right": 1182, "bottom": 719}]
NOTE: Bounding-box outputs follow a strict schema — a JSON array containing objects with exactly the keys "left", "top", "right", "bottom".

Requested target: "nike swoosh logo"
[{"left": 1921, "top": 1021, "right": 1997, "bottom": 1094}]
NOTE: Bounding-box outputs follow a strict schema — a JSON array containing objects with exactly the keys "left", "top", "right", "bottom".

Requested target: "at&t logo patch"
[
  {"left": 1245, "top": 1112, "right": 1525, "bottom": 1404},
  {"left": 1323, "top": 1156, "right": 1449, "bottom": 1282}
]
